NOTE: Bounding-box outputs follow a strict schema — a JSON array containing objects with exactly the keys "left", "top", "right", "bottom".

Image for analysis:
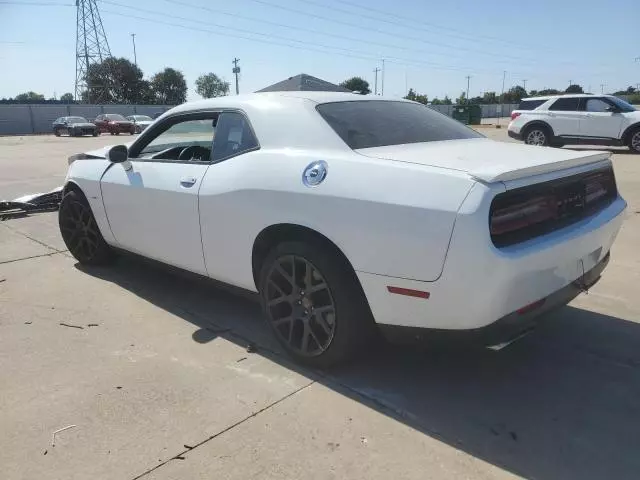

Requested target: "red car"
[{"left": 93, "top": 114, "right": 135, "bottom": 135}]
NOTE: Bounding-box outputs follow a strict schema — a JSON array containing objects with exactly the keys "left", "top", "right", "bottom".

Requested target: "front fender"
[{"left": 64, "top": 158, "right": 116, "bottom": 245}]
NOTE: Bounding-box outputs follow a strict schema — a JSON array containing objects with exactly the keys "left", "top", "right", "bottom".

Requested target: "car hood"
[
  {"left": 68, "top": 122, "right": 95, "bottom": 128},
  {"left": 356, "top": 138, "right": 611, "bottom": 183},
  {"left": 136, "top": 120, "right": 153, "bottom": 126}
]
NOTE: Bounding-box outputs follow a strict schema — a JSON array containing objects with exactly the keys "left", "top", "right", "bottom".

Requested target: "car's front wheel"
[
  {"left": 59, "top": 189, "right": 113, "bottom": 265},
  {"left": 93, "top": 130, "right": 99, "bottom": 137},
  {"left": 524, "top": 125, "right": 550, "bottom": 146},
  {"left": 628, "top": 128, "right": 640, "bottom": 153},
  {"left": 259, "top": 240, "right": 374, "bottom": 368},
  {"left": 54, "top": 128, "right": 61, "bottom": 137}
]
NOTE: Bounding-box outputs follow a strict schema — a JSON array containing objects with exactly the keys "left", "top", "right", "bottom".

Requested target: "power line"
[
  {"left": 295, "top": 0, "right": 538, "bottom": 51},
  {"left": 155, "top": 0, "right": 531, "bottom": 67},
  {"left": 242, "top": 0, "right": 543, "bottom": 64},
  {"left": 0, "top": 1, "right": 73, "bottom": 5},
  {"left": 318, "top": 0, "right": 543, "bottom": 51},
  {"left": 97, "top": 3, "right": 512, "bottom": 75}
]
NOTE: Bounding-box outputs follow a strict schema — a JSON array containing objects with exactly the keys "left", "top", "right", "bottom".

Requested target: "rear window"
[
  {"left": 517, "top": 99, "right": 546, "bottom": 110},
  {"left": 316, "top": 101, "right": 481, "bottom": 150},
  {"left": 549, "top": 97, "right": 580, "bottom": 111}
]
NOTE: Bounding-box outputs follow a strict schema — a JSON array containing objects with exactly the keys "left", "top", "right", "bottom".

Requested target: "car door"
[
  {"left": 99, "top": 112, "right": 218, "bottom": 275},
  {"left": 546, "top": 97, "right": 581, "bottom": 137},
  {"left": 579, "top": 97, "right": 625, "bottom": 139}
]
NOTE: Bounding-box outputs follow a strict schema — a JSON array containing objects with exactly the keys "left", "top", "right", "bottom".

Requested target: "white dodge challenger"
[{"left": 60, "top": 92, "right": 627, "bottom": 367}]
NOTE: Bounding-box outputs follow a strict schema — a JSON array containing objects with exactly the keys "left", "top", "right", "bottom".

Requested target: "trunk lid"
[{"left": 356, "top": 138, "right": 611, "bottom": 183}]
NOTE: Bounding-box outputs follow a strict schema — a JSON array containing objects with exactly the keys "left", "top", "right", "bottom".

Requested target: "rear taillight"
[
  {"left": 490, "top": 195, "right": 557, "bottom": 236},
  {"left": 511, "top": 112, "right": 521, "bottom": 120}
]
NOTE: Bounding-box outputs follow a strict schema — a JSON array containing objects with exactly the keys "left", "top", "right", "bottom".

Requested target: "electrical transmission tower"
[{"left": 75, "top": 0, "right": 112, "bottom": 103}]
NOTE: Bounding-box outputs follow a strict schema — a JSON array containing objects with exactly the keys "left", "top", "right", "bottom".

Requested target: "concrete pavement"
[{"left": 1, "top": 132, "right": 640, "bottom": 479}]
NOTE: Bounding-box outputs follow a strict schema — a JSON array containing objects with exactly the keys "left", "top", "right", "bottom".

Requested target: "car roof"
[
  {"left": 169, "top": 91, "right": 411, "bottom": 115},
  {"left": 522, "top": 93, "right": 613, "bottom": 101}
]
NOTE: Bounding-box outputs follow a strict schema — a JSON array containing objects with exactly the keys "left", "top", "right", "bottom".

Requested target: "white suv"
[{"left": 508, "top": 94, "right": 640, "bottom": 153}]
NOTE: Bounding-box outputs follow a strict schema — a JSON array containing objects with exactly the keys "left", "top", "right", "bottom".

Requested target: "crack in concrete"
[
  {"left": 0, "top": 250, "right": 66, "bottom": 265},
  {"left": 132, "top": 381, "right": 315, "bottom": 479},
  {"left": 1, "top": 221, "right": 65, "bottom": 253}
]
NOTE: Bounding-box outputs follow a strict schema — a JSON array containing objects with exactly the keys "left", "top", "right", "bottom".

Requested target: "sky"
[{"left": 0, "top": 0, "right": 638, "bottom": 102}]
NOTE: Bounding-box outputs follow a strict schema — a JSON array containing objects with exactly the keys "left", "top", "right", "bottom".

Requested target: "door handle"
[{"left": 180, "top": 177, "right": 197, "bottom": 187}]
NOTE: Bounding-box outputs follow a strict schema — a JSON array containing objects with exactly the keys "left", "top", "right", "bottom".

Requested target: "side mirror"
[
  {"left": 605, "top": 106, "right": 620, "bottom": 113},
  {"left": 107, "top": 145, "right": 128, "bottom": 163}
]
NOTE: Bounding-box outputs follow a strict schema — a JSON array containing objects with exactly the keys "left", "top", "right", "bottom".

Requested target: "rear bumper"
[
  {"left": 508, "top": 129, "right": 522, "bottom": 141},
  {"left": 357, "top": 190, "right": 626, "bottom": 332},
  {"left": 378, "top": 252, "right": 609, "bottom": 346}
]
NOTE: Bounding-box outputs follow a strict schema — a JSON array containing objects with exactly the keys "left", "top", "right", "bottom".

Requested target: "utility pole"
[
  {"left": 497, "top": 70, "right": 506, "bottom": 126},
  {"left": 600, "top": 83, "right": 606, "bottom": 94},
  {"left": 75, "top": 0, "right": 112, "bottom": 102},
  {"left": 381, "top": 59, "right": 385, "bottom": 96},
  {"left": 522, "top": 79, "right": 528, "bottom": 91},
  {"left": 465, "top": 75, "right": 471, "bottom": 103},
  {"left": 130, "top": 33, "right": 137, "bottom": 66},
  {"left": 232, "top": 58, "right": 240, "bottom": 95},
  {"left": 373, "top": 67, "right": 380, "bottom": 95}
]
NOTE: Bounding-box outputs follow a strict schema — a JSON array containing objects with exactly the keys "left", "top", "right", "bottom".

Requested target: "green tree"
[
  {"left": 404, "top": 88, "right": 428, "bottom": 104},
  {"left": 565, "top": 84, "right": 584, "bottom": 94},
  {"left": 502, "top": 86, "right": 527, "bottom": 103},
  {"left": 537, "top": 88, "right": 561, "bottom": 95},
  {"left": 14, "top": 91, "right": 45, "bottom": 102},
  {"left": 83, "top": 57, "right": 147, "bottom": 104},
  {"left": 339, "top": 77, "right": 370, "bottom": 94},
  {"left": 442, "top": 95, "right": 452, "bottom": 105},
  {"left": 151, "top": 67, "right": 187, "bottom": 104},
  {"left": 455, "top": 91, "right": 467, "bottom": 104},
  {"left": 195, "top": 73, "right": 229, "bottom": 98},
  {"left": 60, "top": 92, "right": 74, "bottom": 103}
]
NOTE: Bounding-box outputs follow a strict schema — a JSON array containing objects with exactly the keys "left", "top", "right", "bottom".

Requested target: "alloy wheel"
[
  {"left": 526, "top": 129, "right": 546, "bottom": 146},
  {"left": 264, "top": 255, "right": 336, "bottom": 357},
  {"left": 632, "top": 131, "right": 640, "bottom": 152},
  {"left": 60, "top": 198, "right": 101, "bottom": 260}
]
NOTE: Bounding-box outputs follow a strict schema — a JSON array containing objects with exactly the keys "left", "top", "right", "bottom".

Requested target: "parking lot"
[{"left": 1, "top": 130, "right": 640, "bottom": 479}]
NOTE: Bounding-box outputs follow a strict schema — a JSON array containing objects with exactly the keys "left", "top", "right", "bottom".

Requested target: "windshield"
[
  {"left": 316, "top": 101, "right": 482, "bottom": 150},
  {"left": 609, "top": 97, "right": 636, "bottom": 112},
  {"left": 67, "top": 116, "right": 88, "bottom": 123},
  {"left": 134, "top": 115, "right": 152, "bottom": 121},
  {"left": 105, "top": 114, "right": 127, "bottom": 121}
]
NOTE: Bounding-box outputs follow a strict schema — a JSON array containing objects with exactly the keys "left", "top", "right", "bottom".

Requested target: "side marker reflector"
[
  {"left": 387, "top": 286, "right": 430, "bottom": 299},
  {"left": 516, "top": 298, "right": 546, "bottom": 315}
]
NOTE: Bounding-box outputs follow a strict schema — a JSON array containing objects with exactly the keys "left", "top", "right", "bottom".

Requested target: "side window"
[
  {"left": 549, "top": 97, "right": 580, "bottom": 111},
  {"left": 585, "top": 98, "right": 610, "bottom": 112},
  {"left": 211, "top": 112, "right": 259, "bottom": 162},
  {"left": 136, "top": 116, "right": 217, "bottom": 162}
]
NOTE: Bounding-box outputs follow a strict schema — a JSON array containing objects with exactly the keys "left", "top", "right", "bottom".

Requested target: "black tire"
[
  {"left": 627, "top": 128, "right": 640, "bottom": 153},
  {"left": 258, "top": 240, "right": 374, "bottom": 368},
  {"left": 93, "top": 130, "right": 99, "bottom": 137},
  {"left": 115, "top": 131, "right": 120, "bottom": 136},
  {"left": 54, "top": 128, "right": 61, "bottom": 137},
  {"left": 110, "top": 131, "right": 115, "bottom": 136},
  {"left": 523, "top": 124, "right": 551, "bottom": 146},
  {"left": 58, "top": 190, "right": 113, "bottom": 265}
]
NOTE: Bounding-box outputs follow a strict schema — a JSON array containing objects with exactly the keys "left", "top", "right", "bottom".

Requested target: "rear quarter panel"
[{"left": 199, "top": 149, "right": 475, "bottom": 291}]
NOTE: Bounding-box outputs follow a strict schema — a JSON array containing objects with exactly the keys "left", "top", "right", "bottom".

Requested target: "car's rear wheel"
[
  {"left": 59, "top": 190, "right": 113, "bottom": 265},
  {"left": 93, "top": 130, "right": 98, "bottom": 137},
  {"left": 524, "top": 125, "right": 550, "bottom": 146},
  {"left": 628, "top": 129, "right": 640, "bottom": 153},
  {"left": 259, "top": 241, "right": 374, "bottom": 368}
]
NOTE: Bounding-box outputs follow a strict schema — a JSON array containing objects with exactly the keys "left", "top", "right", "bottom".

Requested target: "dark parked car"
[
  {"left": 52, "top": 116, "right": 98, "bottom": 137},
  {"left": 93, "top": 114, "right": 135, "bottom": 135}
]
